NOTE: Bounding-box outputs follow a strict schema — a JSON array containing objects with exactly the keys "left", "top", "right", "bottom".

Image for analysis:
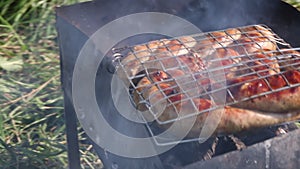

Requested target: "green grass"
[
  {"left": 0, "top": 0, "right": 102, "bottom": 168},
  {"left": 0, "top": 0, "right": 300, "bottom": 169},
  {"left": 285, "top": 0, "right": 300, "bottom": 8}
]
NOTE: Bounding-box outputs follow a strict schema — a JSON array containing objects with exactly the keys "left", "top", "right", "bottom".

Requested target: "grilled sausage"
[
  {"left": 275, "top": 49, "right": 300, "bottom": 71},
  {"left": 117, "top": 25, "right": 300, "bottom": 138},
  {"left": 228, "top": 70, "right": 300, "bottom": 113},
  {"left": 133, "top": 69, "right": 300, "bottom": 138},
  {"left": 230, "top": 25, "right": 277, "bottom": 54}
]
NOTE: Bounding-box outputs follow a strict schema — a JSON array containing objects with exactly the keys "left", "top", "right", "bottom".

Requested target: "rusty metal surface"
[{"left": 183, "top": 129, "right": 300, "bottom": 169}]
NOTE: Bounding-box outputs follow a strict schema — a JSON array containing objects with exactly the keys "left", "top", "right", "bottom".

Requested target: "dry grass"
[{"left": 0, "top": 0, "right": 101, "bottom": 168}]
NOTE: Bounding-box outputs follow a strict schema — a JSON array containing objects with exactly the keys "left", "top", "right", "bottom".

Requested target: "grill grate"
[{"left": 112, "top": 24, "right": 300, "bottom": 145}]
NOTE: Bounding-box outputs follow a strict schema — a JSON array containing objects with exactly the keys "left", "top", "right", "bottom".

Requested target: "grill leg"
[{"left": 64, "top": 94, "right": 81, "bottom": 169}]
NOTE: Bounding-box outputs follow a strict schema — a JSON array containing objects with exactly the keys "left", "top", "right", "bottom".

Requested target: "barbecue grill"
[
  {"left": 113, "top": 24, "right": 300, "bottom": 145},
  {"left": 56, "top": 0, "right": 300, "bottom": 168}
]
